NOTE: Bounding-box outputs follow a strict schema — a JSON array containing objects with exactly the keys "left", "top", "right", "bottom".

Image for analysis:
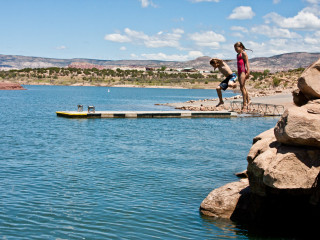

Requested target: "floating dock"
[{"left": 56, "top": 110, "right": 237, "bottom": 119}]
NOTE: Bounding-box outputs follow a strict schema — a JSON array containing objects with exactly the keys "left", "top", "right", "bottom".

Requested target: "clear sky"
[{"left": 0, "top": 0, "right": 319, "bottom": 61}]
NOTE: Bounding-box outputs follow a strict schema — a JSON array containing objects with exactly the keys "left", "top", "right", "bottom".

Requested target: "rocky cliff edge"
[{"left": 200, "top": 58, "right": 320, "bottom": 229}]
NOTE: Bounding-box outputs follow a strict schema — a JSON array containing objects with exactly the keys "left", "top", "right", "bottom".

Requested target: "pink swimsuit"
[{"left": 237, "top": 53, "right": 247, "bottom": 76}]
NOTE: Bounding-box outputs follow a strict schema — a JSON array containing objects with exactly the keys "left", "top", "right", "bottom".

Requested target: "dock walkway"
[{"left": 56, "top": 110, "right": 237, "bottom": 119}]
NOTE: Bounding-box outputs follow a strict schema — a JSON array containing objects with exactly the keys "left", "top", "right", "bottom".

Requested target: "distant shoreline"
[
  {"left": 18, "top": 82, "right": 221, "bottom": 90},
  {"left": 20, "top": 82, "right": 294, "bottom": 110}
]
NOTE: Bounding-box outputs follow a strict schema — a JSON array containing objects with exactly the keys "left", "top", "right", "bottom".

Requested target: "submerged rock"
[{"left": 200, "top": 179, "right": 249, "bottom": 219}]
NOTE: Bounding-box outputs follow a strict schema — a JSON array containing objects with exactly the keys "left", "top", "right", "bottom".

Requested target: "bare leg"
[
  {"left": 246, "top": 89, "right": 250, "bottom": 106},
  {"left": 239, "top": 73, "right": 248, "bottom": 110},
  {"left": 216, "top": 87, "right": 224, "bottom": 106}
]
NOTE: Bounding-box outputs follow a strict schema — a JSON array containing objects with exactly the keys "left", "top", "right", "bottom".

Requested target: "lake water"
[{"left": 0, "top": 85, "right": 279, "bottom": 239}]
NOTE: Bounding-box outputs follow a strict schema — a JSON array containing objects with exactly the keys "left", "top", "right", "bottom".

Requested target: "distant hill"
[
  {"left": 247, "top": 52, "right": 320, "bottom": 72},
  {"left": 0, "top": 52, "right": 319, "bottom": 72}
]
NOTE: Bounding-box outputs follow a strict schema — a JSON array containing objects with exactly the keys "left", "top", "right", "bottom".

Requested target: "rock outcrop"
[
  {"left": 68, "top": 62, "right": 106, "bottom": 70},
  {"left": 274, "top": 100, "right": 320, "bottom": 147},
  {"left": 0, "top": 82, "right": 25, "bottom": 90},
  {"left": 297, "top": 58, "right": 320, "bottom": 100},
  {"left": 200, "top": 179, "right": 249, "bottom": 219},
  {"left": 200, "top": 58, "right": 320, "bottom": 229}
]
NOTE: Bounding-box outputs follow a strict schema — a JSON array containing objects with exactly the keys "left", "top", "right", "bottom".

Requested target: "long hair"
[{"left": 234, "top": 42, "right": 253, "bottom": 52}]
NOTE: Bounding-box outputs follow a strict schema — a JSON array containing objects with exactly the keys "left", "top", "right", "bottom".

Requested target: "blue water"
[{"left": 0, "top": 86, "right": 279, "bottom": 240}]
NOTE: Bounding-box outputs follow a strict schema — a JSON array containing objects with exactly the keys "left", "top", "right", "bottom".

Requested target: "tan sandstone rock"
[
  {"left": 263, "top": 145, "right": 320, "bottom": 190},
  {"left": 297, "top": 58, "right": 320, "bottom": 100},
  {"left": 201, "top": 60, "right": 320, "bottom": 223},
  {"left": 292, "top": 89, "right": 308, "bottom": 106},
  {"left": 252, "top": 128, "right": 275, "bottom": 145},
  {"left": 200, "top": 179, "right": 249, "bottom": 218},
  {"left": 247, "top": 130, "right": 280, "bottom": 196},
  {"left": 274, "top": 101, "right": 320, "bottom": 147},
  {"left": 247, "top": 127, "right": 320, "bottom": 195}
]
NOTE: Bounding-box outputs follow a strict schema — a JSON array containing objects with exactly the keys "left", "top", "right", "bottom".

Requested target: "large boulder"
[
  {"left": 263, "top": 145, "right": 320, "bottom": 190},
  {"left": 200, "top": 58, "right": 320, "bottom": 227},
  {"left": 247, "top": 140, "right": 279, "bottom": 196},
  {"left": 247, "top": 128, "right": 320, "bottom": 195},
  {"left": 297, "top": 58, "right": 320, "bottom": 100},
  {"left": 274, "top": 100, "right": 320, "bottom": 147},
  {"left": 200, "top": 179, "right": 249, "bottom": 219},
  {"left": 201, "top": 126, "right": 320, "bottom": 227}
]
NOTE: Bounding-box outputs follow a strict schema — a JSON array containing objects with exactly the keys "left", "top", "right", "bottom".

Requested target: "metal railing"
[{"left": 230, "top": 101, "right": 284, "bottom": 116}]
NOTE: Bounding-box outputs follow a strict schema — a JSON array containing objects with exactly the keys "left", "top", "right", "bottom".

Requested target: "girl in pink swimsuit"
[{"left": 234, "top": 42, "right": 251, "bottom": 111}]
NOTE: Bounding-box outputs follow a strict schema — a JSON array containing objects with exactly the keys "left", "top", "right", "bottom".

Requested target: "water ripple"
[{"left": 0, "top": 86, "right": 278, "bottom": 239}]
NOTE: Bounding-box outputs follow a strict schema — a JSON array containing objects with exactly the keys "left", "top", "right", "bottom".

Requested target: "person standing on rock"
[
  {"left": 210, "top": 58, "right": 237, "bottom": 107},
  {"left": 234, "top": 42, "right": 252, "bottom": 111}
]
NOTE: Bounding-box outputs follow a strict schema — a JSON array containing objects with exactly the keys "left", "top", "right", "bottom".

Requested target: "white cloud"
[
  {"left": 297, "top": 6, "right": 320, "bottom": 17},
  {"left": 304, "top": 37, "right": 319, "bottom": 44},
  {"left": 189, "top": 31, "right": 225, "bottom": 48},
  {"left": 231, "top": 32, "right": 244, "bottom": 38},
  {"left": 140, "top": 51, "right": 203, "bottom": 61},
  {"left": 104, "top": 33, "right": 131, "bottom": 43},
  {"left": 188, "top": 50, "right": 204, "bottom": 58},
  {"left": 304, "top": 31, "right": 320, "bottom": 44},
  {"left": 173, "top": 29, "right": 184, "bottom": 34},
  {"left": 139, "top": 0, "right": 157, "bottom": 8},
  {"left": 264, "top": 9, "right": 320, "bottom": 30},
  {"left": 56, "top": 45, "right": 66, "bottom": 50},
  {"left": 306, "top": 0, "right": 320, "bottom": 4},
  {"left": 124, "top": 28, "right": 149, "bottom": 41},
  {"left": 273, "top": 0, "right": 281, "bottom": 4},
  {"left": 269, "top": 39, "right": 288, "bottom": 47},
  {"left": 242, "top": 38, "right": 320, "bottom": 58},
  {"left": 230, "top": 26, "right": 248, "bottom": 33},
  {"left": 120, "top": 46, "right": 126, "bottom": 51},
  {"left": 228, "top": 6, "right": 255, "bottom": 20},
  {"left": 105, "top": 28, "right": 184, "bottom": 49},
  {"left": 144, "top": 29, "right": 184, "bottom": 48},
  {"left": 130, "top": 53, "right": 138, "bottom": 58},
  {"left": 191, "top": 0, "right": 220, "bottom": 2},
  {"left": 251, "top": 25, "right": 301, "bottom": 38}
]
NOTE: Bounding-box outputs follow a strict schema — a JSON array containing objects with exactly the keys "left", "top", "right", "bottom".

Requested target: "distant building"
[
  {"left": 145, "top": 67, "right": 155, "bottom": 71},
  {"left": 181, "top": 67, "right": 198, "bottom": 72}
]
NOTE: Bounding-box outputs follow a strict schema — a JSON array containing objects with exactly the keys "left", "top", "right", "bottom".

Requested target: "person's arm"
[{"left": 243, "top": 52, "right": 250, "bottom": 79}]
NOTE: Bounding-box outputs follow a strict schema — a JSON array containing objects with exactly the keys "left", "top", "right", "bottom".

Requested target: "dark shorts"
[{"left": 219, "top": 73, "right": 237, "bottom": 91}]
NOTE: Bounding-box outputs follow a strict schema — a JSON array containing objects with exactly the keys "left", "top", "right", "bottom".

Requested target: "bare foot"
[
  {"left": 242, "top": 105, "right": 248, "bottom": 111},
  {"left": 216, "top": 102, "right": 224, "bottom": 107}
]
